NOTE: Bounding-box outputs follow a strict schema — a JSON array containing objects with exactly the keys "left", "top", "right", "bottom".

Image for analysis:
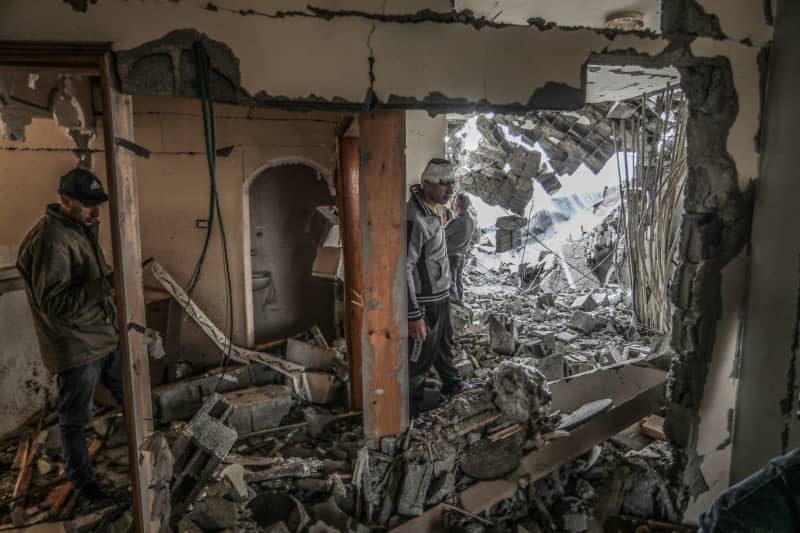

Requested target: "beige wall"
[{"left": 0, "top": 96, "right": 339, "bottom": 367}]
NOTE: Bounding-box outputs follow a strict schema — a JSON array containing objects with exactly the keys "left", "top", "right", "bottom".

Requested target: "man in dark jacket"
[
  {"left": 407, "top": 159, "right": 470, "bottom": 415},
  {"left": 16, "top": 167, "right": 121, "bottom": 500},
  {"left": 445, "top": 193, "right": 475, "bottom": 304}
]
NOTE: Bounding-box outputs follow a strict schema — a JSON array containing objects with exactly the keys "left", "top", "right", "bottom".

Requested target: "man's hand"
[{"left": 409, "top": 319, "right": 427, "bottom": 340}]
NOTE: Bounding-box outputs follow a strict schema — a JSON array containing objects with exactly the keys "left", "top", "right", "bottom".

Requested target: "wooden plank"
[
  {"left": 337, "top": 134, "right": 364, "bottom": 410},
  {"left": 45, "top": 439, "right": 103, "bottom": 515},
  {"left": 358, "top": 111, "right": 408, "bottom": 442},
  {"left": 99, "top": 53, "right": 154, "bottom": 533},
  {"left": 10, "top": 437, "right": 34, "bottom": 525},
  {"left": 391, "top": 365, "right": 666, "bottom": 533}
]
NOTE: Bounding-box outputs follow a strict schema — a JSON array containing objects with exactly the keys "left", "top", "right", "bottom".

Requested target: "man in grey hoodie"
[
  {"left": 445, "top": 193, "right": 475, "bottom": 304},
  {"left": 407, "top": 159, "right": 468, "bottom": 415}
]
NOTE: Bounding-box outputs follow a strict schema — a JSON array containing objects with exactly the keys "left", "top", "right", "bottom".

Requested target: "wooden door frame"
[{"left": 0, "top": 41, "right": 154, "bottom": 532}]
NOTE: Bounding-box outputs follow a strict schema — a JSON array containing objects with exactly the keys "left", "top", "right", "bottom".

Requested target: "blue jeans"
[{"left": 57, "top": 351, "right": 124, "bottom": 489}]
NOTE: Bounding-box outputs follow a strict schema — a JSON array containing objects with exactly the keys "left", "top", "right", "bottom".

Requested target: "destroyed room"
[{"left": 0, "top": 1, "right": 798, "bottom": 532}]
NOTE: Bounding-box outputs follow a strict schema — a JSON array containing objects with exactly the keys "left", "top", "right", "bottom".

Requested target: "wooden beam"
[
  {"left": 391, "top": 365, "right": 667, "bottom": 533},
  {"left": 358, "top": 110, "right": 408, "bottom": 442},
  {"left": 337, "top": 133, "right": 364, "bottom": 410},
  {"left": 99, "top": 54, "right": 154, "bottom": 533}
]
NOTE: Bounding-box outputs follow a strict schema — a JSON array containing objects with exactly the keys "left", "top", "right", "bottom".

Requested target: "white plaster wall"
[
  {"left": 0, "top": 286, "right": 56, "bottom": 439},
  {"left": 682, "top": 256, "right": 746, "bottom": 524},
  {"left": 405, "top": 110, "right": 446, "bottom": 186}
]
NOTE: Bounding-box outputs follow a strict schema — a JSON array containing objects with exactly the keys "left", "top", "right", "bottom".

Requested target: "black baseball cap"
[{"left": 58, "top": 168, "right": 109, "bottom": 207}]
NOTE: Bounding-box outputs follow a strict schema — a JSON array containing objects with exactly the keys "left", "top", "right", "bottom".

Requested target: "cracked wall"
[
  {"left": 733, "top": 0, "right": 800, "bottom": 485},
  {"left": 0, "top": 0, "right": 775, "bottom": 524}
]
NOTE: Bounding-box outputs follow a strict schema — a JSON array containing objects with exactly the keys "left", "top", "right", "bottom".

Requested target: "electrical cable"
[{"left": 190, "top": 42, "right": 234, "bottom": 391}]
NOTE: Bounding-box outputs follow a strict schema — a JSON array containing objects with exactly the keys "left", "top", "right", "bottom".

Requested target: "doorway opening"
[{"left": 244, "top": 162, "right": 337, "bottom": 347}]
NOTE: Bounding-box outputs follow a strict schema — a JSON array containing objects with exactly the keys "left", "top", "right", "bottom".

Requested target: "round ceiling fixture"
[{"left": 603, "top": 11, "right": 645, "bottom": 31}]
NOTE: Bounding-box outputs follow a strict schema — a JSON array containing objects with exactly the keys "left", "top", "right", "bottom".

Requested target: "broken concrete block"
[
  {"left": 461, "top": 435, "right": 523, "bottom": 480},
  {"left": 562, "top": 512, "right": 588, "bottom": 532},
  {"left": 556, "top": 331, "right": 578, "bottom": 343},
  {"left": 535, "top": 354, "right": 564, "bottom": 381},
  {"left": 570, "top": 294, "right": 598, "bottom": 311},
  {"left": 535, "top": 172, "right": 562, "bottom": 195},
  {"left": 225, "top": 385, "right": 294, "bottom": 434},
  {"left": 190, "top": 495, "right": 241, "bottom": 531},
  {"left": 569, "top": 311, "right": 597, "bottom": 334},
  {"left": 592, "top": 292, "right": 610, "bottom": 306},
  {"left": 450, "top": 303, "right": 473, "bottom": 333},
  {"left": 531, "top": 330, "right": 555, "bottom": 353},
  {"left": 154, "top": 364, "right": 281, "bottom": 423},
  {"left": 516, "top": 340, "right": 546, "bottom": 359},
  {"left": 286, "top": 339, "right": 334, "bottom": 370},
  {"left": 171, "top": 394, "right": 237, "bottom": 518},
  {"left": 564, "top": 354, "right": 594, "bottom": 375},
  {"left": 221, "top": 463, "right": 251, "bottom": 502},
  {"left": 487, "top": 314, "right": 518, "bottom": 355},
  {"left": 397, "top": 462, "right": 433, "bottom": 516},
  {"left": 425, "top": 472, "right": 456, "bottom": 506},
  {"left": 532, "top": 309, "right": 546, "bottom": 322}
]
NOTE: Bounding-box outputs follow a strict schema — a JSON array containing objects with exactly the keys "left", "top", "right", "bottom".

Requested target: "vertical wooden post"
[
  {"left": 337, "top": 124, "right": 364, "bottom": 410},
  {"left": 100, "top": 55, "right": 155, "bottom": 532},
  {"left": 358, "top": 110, "right": 408, "bottom": 442}
]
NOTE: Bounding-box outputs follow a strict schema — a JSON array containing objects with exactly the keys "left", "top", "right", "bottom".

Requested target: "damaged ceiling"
[{"left": 453, "top": 0, "right": 662, "bottom": 31}]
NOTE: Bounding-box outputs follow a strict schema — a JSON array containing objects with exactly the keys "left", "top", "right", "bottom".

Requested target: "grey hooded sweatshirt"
[{"left": 407, "top": 184, "right": 451, "bottom": 320}]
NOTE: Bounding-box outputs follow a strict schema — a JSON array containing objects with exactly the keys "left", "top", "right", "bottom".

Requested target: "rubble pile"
[
  {"left": 442, "top": 440, "right": 686, "bottom": 533},
  {"left": 451, "top": 275, "right": 659, "bottom": 384}
]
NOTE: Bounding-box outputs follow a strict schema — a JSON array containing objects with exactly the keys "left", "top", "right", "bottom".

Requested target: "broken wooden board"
[
  {"left": 10, "top": 436, "right": 34, "bottom": 525},
  {"left": 44, "top": 439, "right": 102, "bottom": 515},
  {"left": 149, "top": 261, "right": 310, "bottom": 400},
  {"left": 391, "top": 365, "right": 667, "bottom": 533}
]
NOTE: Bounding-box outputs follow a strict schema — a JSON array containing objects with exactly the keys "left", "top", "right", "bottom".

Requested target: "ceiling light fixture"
[{"left": 603, "top": 11, "right": 645, "bottom": 31}]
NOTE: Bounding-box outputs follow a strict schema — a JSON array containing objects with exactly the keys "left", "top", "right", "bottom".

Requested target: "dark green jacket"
[{"left": 16, "top": 204, "right": 118, "bottom": 374}]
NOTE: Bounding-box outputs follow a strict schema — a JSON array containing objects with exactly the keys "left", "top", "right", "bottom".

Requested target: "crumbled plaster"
[{"left": 661, "top": 0, "right": 726, "bottom": 40}]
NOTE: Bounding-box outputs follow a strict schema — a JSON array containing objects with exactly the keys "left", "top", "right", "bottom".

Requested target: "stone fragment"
[
  {"left": 225, "top": 385, "right": 294, "bottom": 434},
  {"left": 570, "top": 294, "right": 598, "bottom": 311},
  {"left": 397, "top": 462, "right": 434, "bottom": 516},
  {"left": 536, "top": 354, "right": 564, "bottom": 381},
  {"left": 487, "top": 314, "right": 518, "bottom": 355},
  {"left": 461, "top": 435, "right": 522, "bottom": 480},
  {"left": 221, "top": 463, "right": 250, "bottom": 502},
  {"left": 531, "top": 330, "right": 556, "bottom": 352},
  {"left": 532, "top": 309, "right": 547, "bottom": 322},
  {"left": 562, "top": 512, "right": 588, "bottom": 532},
  {"left": 286, "top": 338, "right": 335, "bottom": 370},
  {"left": 454, "top": 358, "right": 475, "bottom": 378},
  {"left": 556, "top": 331, "right": 579, "bottom": 343},
  {"left": 592, "top": 292, "right": 611, "bottom": 306},
  {"left": 190, "top": 495, "right": 240, "bottom": 531},
  {"left": 569, "top": 311, "right": 597, "bottom": 334},
  {"left": 425, "top": 472, "right": 456, "bottom": 505}
]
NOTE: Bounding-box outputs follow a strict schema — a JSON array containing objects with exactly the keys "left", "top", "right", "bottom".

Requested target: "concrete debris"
[
  {"left": 568, "top": 311, "right": 597, "bottom": 335},
  {"left": 171, "top": 393, "right": 238, "bottom": 519},
  {"left": 487, "top": 313, "right": 518, "bottom": 355},
  {"left": 397, "top": 462, "right": 434, "bottom": 516},
  {"left": 225, "top": 385, "right": 295, "bottom": 434},
  {"left": 286, "top": 338, "right": 335, "bottom": 370}
]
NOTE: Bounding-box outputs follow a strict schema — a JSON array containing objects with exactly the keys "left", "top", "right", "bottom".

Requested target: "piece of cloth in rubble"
[
  {"left": 407, "top": 184, "right": 451, "bottom": 321},
  {"left": 17, "top": 204, "right": 118, "bottom": 374},
  {"left": 699, "top": 447, "right": 800, "bottom": 533},
  {"left": 445, "top": 212, "right": 475, "bottom": 257},
  {"left": 408, "top": 302, "right": 460, "bottom": 415}
]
